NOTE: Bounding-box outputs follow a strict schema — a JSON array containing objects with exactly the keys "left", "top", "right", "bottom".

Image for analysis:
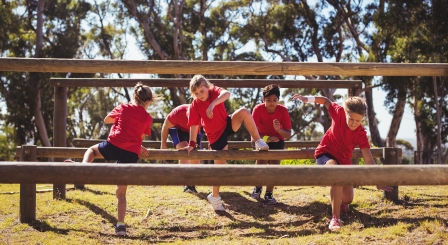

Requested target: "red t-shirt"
[
  {"left": 314, "top": 102, "right": 370, "bottom": 165},
  {"left": 188, "top": 86, "right": 228, "bottom": 144},
  {"left": 167, "top": 104, "right": 189, "bottom": 132},
  {"left": 107, "top": 103, "right": 153, "bottom": 157},
  {"left": 252, "top": 104, "right": 292, "bottom": 140}
]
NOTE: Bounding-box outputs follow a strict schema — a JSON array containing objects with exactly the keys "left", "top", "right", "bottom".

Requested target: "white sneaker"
[
  {"left": 254, "top": 139, "right": 269, "bottom": 151},
  {"left": 207, "top": 193, "right": 225, "bottom": 211}
]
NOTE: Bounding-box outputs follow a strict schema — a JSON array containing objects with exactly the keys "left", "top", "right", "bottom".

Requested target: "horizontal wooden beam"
[
  {"left": 2, "top": 58, "right": 447, "bottom": 76},
  {"left": 71, "top": 139, "right": 321, "bottom": 148},
  {"left": 1, "top": 163, "right": 446, "bottom": 186},
  {"left": 50, "top": 78, "right": 362, "bottom": 89},
  {"left": 15, "top": 147, "right": 400, "bottom": 160}
]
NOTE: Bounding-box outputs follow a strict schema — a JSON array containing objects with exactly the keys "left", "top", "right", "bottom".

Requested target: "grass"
[{"left": 0, "top": 183, "right": 447, "bottom": 244}]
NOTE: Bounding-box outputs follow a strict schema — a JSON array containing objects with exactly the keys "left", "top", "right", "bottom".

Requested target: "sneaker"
[
  {"left": 328, "top": 216, "right": 342, "bottom": 231},
  {"left": 264, "top": 193, "right": 277, "bottom": 205},
  {"left": 340, "top": 203, "right": 350, "bottom": 213},
  {"left": 115, "top": 225, "right": 126, "bottom": 236},
  {"left": 184, "top": 186, "right": 198, "bottom": 193},
  {"left": 250, "top": 187, "right": 262, "bottom": 199},
  {"left": 254, "top": 139, "right": 269, "bottom": 151},
  {"left": 207, "top": 193, "right": 225, "bottom": 211}
]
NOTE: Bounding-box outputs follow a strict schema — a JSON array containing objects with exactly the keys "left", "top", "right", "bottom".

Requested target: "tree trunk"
[
  {"left": 433, "top": 76, "right": 443, "bottom": 164},
  {"left": 386, "top": 86, "right": 406, "bottom": 147},
  {"left": 33, "top": 0, "right": 52, "bottom": 147},
  {"left": 413, "top": 93, "right": 423, "bottom": 164},
  {"left": 365, "top": 88, "right": 384, "bottom": 147}
]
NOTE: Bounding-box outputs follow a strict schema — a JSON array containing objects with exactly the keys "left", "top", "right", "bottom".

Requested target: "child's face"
[
  {"left": 193, "top": 85, "right": 210, "bottom": 102},
  {"left": 262, "top": 94, "right": 279, "bottom": 112},
  {"left": 345, "top": 112, "right": 363, "bottom": 130}
]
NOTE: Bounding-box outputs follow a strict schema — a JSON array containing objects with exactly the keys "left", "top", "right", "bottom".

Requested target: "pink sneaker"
[
  {"left": 328, "top": 216, "right": 341, "bottom": 231},
  {"left": 340, "top": 203, "right": 350, "bottom": 213}
]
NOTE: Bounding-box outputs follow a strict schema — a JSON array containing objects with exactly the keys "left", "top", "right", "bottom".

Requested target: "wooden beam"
[
  {"left": 50, "top": 78, "right": 362, "bottom": 89},
  {"left": 70, "top": 139, "right": 321, "bottom": 148},
  {"left": 15, "top": 147, "right": 401, "bottom": 160},
  {"left": 1, "top": 163, "right": 447, "bottom": 186},
  {"left": 2, "top": 58, "right": 448, "bottom": 76}
]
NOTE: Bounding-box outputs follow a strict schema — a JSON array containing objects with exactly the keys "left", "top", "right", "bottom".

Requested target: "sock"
[
  {"left": 265, "top": 191, "right": 273, "bottom": 197},
  {"left": 117, "top": 222, "right": 125, "bottom": 227},
  {"left": 254, "top": 186, "right": 262, "bottom": 192}
]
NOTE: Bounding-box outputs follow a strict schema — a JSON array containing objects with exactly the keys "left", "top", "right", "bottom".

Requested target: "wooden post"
[
  {"left": 383, "top": 147, "right": 400, "bottom": 201},
  {"left": 53, "top": 87, "right": 68, "bottom": 198},
  {"left": 19, "top": 145, "right": 37, "bottom": 223}
]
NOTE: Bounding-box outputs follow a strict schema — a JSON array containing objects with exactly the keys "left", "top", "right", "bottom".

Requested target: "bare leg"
[
  {"left": 325, "top": 159, "right": 342, "bottom": 219},
  {"left": 231, "top": 108, "right": 261, "bottom": 141},
  {"left": 82, "top": 144, "right": 102, "bottom": 163},
  {"left": 116, "top": 185, "right": 127, "bottom": 223},
  {"left": 212, "top": 145, "right": 228, "bottom": 197},
  {"left": 266, "top": 160, "right": 280, "bottom": 192}
]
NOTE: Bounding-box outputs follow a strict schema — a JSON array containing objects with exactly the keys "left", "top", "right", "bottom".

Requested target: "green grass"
[{"left": 1, "top": 184, "right": 447, "bottom": 244}]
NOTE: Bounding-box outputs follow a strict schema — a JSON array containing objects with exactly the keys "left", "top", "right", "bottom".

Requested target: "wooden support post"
[
  {"left": 53, "top": 87, "right": 68, "bottom": 198},
  {"left": 383, "top": 147, "right": 400, "bottom": 201},
  {"left": 19, "top": 145, "right": 37, "bottom": 223}
]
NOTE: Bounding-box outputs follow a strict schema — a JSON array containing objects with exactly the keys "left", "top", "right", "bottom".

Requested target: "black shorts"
[
  {"left": 169, "top": 127, "right": 203, "bottom": 149},
  {"left": 316, "top": 153, "right": 337, "bottom": 165},
  {"left": 209, "top": 115, "right": 237, "bottom": 150},
  {"left": 98, "top": 141, "right": 139, "bottom": 163}
]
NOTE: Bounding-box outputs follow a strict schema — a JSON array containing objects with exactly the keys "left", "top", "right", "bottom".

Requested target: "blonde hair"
[
  {"left": 189, "top": 75, "right": 213, "bottom": 98},
  {"left": 133, "top": 82, "right": 162, "bottom": 106},
  {"left": 344, "top": 97, "right": 367, "bottom": 116}
]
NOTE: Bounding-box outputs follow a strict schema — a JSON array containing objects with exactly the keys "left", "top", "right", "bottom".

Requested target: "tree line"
[{"left": 0, "top": 0, "right": 446, "bottom": 164}]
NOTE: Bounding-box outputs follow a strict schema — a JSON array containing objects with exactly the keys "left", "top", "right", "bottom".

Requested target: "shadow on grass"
[
  {"left": 28, "top": 219, "right": 70, "bottom": 235},
  {"left": 66, "top": 198, "right": 117, "bottom": 225}
]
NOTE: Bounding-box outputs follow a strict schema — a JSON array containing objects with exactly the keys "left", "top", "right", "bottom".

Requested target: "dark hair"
[
  {"left": 344, "top": 97, "right": 367, "bottom": 116},
  {"left": 262, "top": 84, "right": 281, "bottom": 99},
  {"left": 133, "top": 82, "right": 154, "bottom": 105}
]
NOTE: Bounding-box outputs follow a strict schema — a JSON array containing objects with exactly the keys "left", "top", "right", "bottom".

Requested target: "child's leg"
[
  {"left": 231, "top": 108, "right": 261, "bottom": 141},
  {"left": 212, "top": 156, "right": 227, "bottom": 197},
  {"left": 266, "top": 160, "right": 280, "bottom": 192},
  {"left": 330, "top": 185, "right": 343, "bottom": 219},
  {"left": 341, "top": 186, "right": 354, "bottom": 204},
  {"left": 82, "top": 144, "right": 102, "bottom": 163},
  {"left": 116, "top": 185, "right": 127, "bottom": 223}
]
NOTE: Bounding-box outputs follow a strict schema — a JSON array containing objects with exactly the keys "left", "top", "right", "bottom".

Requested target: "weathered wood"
[
  {"left": 383, "top": 148, "right": 400, "bottom": 201},
  {"left": 19, "top": 145, "right": 36, "bottom": 223},
  {"left": 1, "top": 58, "right": 448, "bottom": 76},
  {"left": 53, "top": 87, "right": 67, "bottom": 199},
  {"left": 1, "top": 163, "right": 446, "bottom": 186},
  {"left": 71, "top": 139, "right": 321, "bottom": 149},
  {"left": 15, "top": 147, "right": 401, "bottom": 160},
  {"left": 50, "top": 78, "right": 362, "bottom": 89}
]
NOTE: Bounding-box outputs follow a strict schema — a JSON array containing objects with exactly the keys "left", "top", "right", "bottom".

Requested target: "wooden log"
[
  {"left": 53, "top": 87, "right": 67, "bottom": 199},
  {"left": 1, "top": 163, "right": 447, "bottom": 186},
  {"left": 19, "top": 146, "right": 36, "bottom": 223},
  {"left": 14, "top": 147, "right": 401, "bottom": 160},
  {"left": 50, "top": 78, "right": 362, "bottom": 89},
  {"left": 1, "top": 58, "right": 448, "bottom": 76},
  {"left": 70, "top": 139, "right": 321, "bottom": 149}
]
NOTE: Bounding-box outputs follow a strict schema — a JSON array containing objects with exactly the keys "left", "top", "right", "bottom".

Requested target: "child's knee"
[{"left": 116, "top": 185, "right": 127, "bottom": 195}]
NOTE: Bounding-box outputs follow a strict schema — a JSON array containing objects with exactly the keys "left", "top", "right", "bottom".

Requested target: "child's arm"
[
  {"left": 178, "top": 125, "right": 200, "bottom": 155},
  {"left": 104, "top": 114, "right": 116, "bottom": 124},
  {"left": 292, "top": 94, "right": 332, "bottom": 109},
  {"left": 206, "top": 89, "right": 230, "bottom": 119},
  {"left": 360, "top": 148, "right": 393, "bottom": 192},
  {"left": 160, "top": 118, "right": 175, "bottom": 149},
  {"left": 273, "top": 119, "right": 292, "bottom": 139}
]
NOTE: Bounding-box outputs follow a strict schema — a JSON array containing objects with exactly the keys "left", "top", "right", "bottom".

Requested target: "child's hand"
[
  {"left": 179, "top": 145, "right": 195, "bottom": 155},
  {"left": 273, "top": 119, "right": 281, "bottom": 131},
  {"left": 376, "top": 185, "right": 393, "bottom": 192},
  {"left": 206, "top": 104, "right": 214, "bottom": 119},
  {"left": 292, "top": 94, "right": 305, "bottom": 102},
  {"left": 140, "top": 145, "right": 149, "bottom": 156},
  {"left": 266, "top": 136, "right": 279, "bottom": 143}
]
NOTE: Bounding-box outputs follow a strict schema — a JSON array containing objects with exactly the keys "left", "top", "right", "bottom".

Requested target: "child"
[
  {"left": 181, "top": 75, "right": 269, "bottom": 211},
  {"left": 250, "top": 84, "right": 292, "bottom": 204},
  {"left": 292, "top": 94, "right": 392, "bottom": 231},
  {"left": 160, "top": 104, "right": 202, "bottom": 193},
  {"left": 80, "top": 82, "right": 160, "bottom": 236}
]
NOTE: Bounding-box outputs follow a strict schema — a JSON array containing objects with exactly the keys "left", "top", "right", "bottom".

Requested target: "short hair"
[
  {"left": 344, "top": 97, "right": 367, "bottom": 116},
  {"left": 262, "top": 84, "right": 281, "bottom": 99},
  {"left": 189, "top": 75, "right": 213, "bottom": 98}
]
